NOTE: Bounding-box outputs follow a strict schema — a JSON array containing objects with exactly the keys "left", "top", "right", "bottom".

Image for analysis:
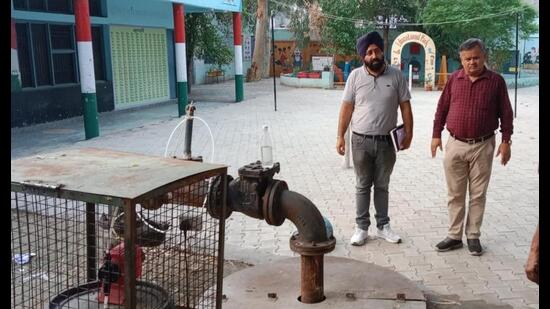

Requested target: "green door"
[{"left": 110, "top": 26, "right": 169, "bottom": 107}]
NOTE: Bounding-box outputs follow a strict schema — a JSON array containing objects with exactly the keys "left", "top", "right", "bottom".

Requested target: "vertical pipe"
[
  {"left": 300, "top": 255, "right": 324, "bottom": 303},
  {"left": 521, "top": 35, "right": 526, "bottom": 79},
  {"left": 123, "top": 200, "right": 137, "bottom": 309},
  {"left": 408, "top": 64, "right": 412, "bottom": 92},
  {"left": 74, "top": 0, "right": 99, "bottom": 139},
  {"left": 11, "top": 19, "right": 21, "bottom": 91},
  {"left": 271, "top": 12, "right": 277, "bottom": 111},
  {"left": 233, "top": 12, "right": 244, "bottom": 102},
  {"left": 514, "top": 12, "right": 519, "bottom": 118},
  {"left": 173, "top": 3, "right": 188, "bottom": 117},
  {"left": 183, "top": 105, "right": 195, "bottom": 159},
  {"left": 86, "top": 202, "right": 97, "bottom": 282}
]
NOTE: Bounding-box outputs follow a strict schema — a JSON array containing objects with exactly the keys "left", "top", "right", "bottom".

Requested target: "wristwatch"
[{"left": 503, "top": 140, "right": 512, "bottom": 145}]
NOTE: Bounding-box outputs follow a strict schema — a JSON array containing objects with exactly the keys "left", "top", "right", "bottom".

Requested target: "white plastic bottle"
[{"left": 260, "top": 125, "right": 273, "bottom": 167}]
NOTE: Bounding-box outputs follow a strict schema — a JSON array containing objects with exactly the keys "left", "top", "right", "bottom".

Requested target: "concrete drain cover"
[{"left": 223, "top": 256, "right": 426, "bottom": 308}]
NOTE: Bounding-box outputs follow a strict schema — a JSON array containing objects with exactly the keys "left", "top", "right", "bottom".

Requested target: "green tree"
[
  {"left": 185, "top": 12, "right": 233, "bottom": 92},
  {"left": 317, "top": 0, "right": 419, "bottom": 59},
  {"left": 286, "top": 1, "right": 311, "bottom": 51},
  {"left": 317, "top": 0, "right": 367, "bottom": 57},
  {"left": 358, "top": 0, "right": 419, "bottom": 58},
  {"left": 420, "top": 0, "right": 538, "bottom": 70}
]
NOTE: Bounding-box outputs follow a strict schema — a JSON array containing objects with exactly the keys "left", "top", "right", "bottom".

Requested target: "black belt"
[
  {"left": 353, "top": 132, "right": 391, "bottom": 141},
  {"left": 450, "top": 132, "right": 494, "bottom": 144}
]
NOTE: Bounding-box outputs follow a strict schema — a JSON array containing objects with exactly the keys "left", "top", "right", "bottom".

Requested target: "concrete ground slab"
[
  {"left": 11, "top": 79, "right": 539, "bottom": 308},
  {"left": 222, "top": 256, "right": 426, "bottom": 309}
]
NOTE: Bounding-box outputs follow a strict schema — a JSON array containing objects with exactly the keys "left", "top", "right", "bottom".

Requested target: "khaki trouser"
[{"left": 443, "top": 135, "right": 495, "bottom": 240}]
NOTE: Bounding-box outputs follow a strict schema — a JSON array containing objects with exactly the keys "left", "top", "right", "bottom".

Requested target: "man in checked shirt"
[{"left": 431, "top": 38, "right": 513, "bottom": 256}]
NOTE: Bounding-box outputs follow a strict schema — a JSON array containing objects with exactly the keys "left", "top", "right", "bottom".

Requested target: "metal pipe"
[
  {"left": 514, "top": 12, "right": 519, "bottom": 118},
  {"left": 86, "top": 202, "right": 97, "bottom": 282},
  {"left": 183, "top": 103, "right": 196, "bottom": 159},
  {"left": 279, "top": 190, "right": 328, "bottom": 243},
  {"left": 271, "top": 11, "right": 277, "bottom": 111},
  {"left": 123, "top": 200, "right": 137, "bottom": 309},
  {"left": 408, "top": 64, "right": 412, "bottom": 92},
  {"left": 300, "top": 255, "right": 324, "bottom": 303},
  {"left": 208, "top": 164, "right": 335, "bottom": 304},
  {"left": 278, "top": 190, "right": 334, "bottom": 304},
  {"left": 215, "top": 171, "right": 228, "bottom": 309}
]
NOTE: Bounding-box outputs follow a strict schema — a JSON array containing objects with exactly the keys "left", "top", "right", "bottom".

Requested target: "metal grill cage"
[{"left": 11, "top": 148, "right": 227, "bottom": 309}]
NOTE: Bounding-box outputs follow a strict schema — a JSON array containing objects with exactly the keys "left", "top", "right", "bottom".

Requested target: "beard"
[{"left": 364, "top": 55, "right": 385, "bottom": 71}]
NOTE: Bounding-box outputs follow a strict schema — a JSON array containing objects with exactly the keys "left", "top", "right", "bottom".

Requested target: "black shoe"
[
  {"left": 467, "top": 239, "right": 483, "bottom": 256},
  {"left": 436, "top": 237, "right": 463, "bottom": 252}
]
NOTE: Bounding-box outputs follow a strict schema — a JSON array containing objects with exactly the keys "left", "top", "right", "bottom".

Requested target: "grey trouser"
[
  {"left": 351, "top": 133, "right": 396, "bottom": 230},
  {"left": 443, "top": 135, "right": 495, "bottom": 240}
]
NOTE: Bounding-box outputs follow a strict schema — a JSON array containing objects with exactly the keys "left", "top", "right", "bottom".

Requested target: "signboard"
[
  {"left": 311, "top": 55, "right": 333, "bottom": 71},
  {"left": 390, "top": 31, "right": 436, "bottom": 88},
  {"left": 243, "top": 36, "right": 252, "bottom": 61}
]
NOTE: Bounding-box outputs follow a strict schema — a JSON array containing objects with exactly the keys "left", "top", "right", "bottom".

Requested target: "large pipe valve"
[{"left": 207, "top": 161, "right": 335, "bottom": 304}]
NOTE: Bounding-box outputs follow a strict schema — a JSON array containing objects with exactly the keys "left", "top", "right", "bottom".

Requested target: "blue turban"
[{"left": 356, "top": 31, "right": 384, "bottom": 58}]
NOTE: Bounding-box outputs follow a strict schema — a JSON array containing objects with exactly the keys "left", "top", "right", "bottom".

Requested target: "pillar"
[
  {"left": 11, "top": 19, "right": 21, "bottom": 91},
  {"left": 74, "top": 0, "right": 99, "bottom": 139},
  {"left": 233, "top": 12, "right": 244, "bottom": 102},
  {"left": 173, "top": 3, "right": 188, "bottom": 116}
]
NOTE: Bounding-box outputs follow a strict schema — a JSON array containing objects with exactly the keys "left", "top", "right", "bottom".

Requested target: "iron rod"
[
  {"left": 123, "top": 200, "right": 137, "bottom": 309},
  {"left": 514, "top": 11, "right": 519, "bottom": 118},
  {"left": 215, "top": 171, "right": 228, "bottom": 309},
  {"left": 183, "top": 106, "right": 195, "bottom": 159},
  {"left": 271, "top": 11, "right": 277, "bottom": 111},
  {"left": 86, "top": 202, "right": 97, "bottom": 282}
]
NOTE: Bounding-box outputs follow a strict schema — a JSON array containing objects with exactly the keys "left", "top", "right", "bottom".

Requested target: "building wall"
[
  {"left": 12, "top": 0, "right": 248, "bottom": 127},
  {"left": 105, "top": 0, "right": 173, "bottom": 28}
]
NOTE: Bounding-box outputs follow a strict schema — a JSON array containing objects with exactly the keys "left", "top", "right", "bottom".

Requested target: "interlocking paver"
[{"left": 11, "top": 80, "right": 539, "bottom": 307}]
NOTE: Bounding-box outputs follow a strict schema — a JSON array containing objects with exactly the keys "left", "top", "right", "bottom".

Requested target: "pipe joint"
[{"left": 290, "top": 232, "right": 336, "bottom": 256}]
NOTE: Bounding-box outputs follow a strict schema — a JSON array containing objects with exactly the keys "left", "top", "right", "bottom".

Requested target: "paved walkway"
[{"left": 12, "top": 79, "right": 539, "bottom": 308}]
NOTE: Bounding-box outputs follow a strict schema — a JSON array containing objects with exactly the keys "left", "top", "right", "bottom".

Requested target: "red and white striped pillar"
[
  {"left": 74, "top": 0, "right": 99, "bottom": 139},
  {"left": 233, "top": 12, "right": 244, "bottom": 102},
  {"left": 11, "top": 19, "right": 21, "bottom": 91},
  {"left": 173, "top": 3, "right": 188, "bottom": 116}
]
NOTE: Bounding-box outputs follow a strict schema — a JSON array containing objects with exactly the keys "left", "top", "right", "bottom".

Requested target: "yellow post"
[{"left": 437, "top": 55, "right": 448, "bottom": 90}]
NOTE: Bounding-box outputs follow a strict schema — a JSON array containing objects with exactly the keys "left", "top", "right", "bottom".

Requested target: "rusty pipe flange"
[
  {"left": 207, "top": 174, "right": 233, "bottom": 220},
  {"left": 262, "top": 180, "right": 288, "bottom": 226},
  {"left": 289, "top": 233, "right": 336, "bottom": 256}
]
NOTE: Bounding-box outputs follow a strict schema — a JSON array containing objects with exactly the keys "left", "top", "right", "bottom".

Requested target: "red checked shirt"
[{"left": 432, "top": 68, "right": 514, "bottom": 142}]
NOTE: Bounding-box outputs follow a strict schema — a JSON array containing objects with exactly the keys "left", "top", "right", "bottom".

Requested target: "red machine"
[{"left": 98, "top": 242, "right": 144, "bottom": 305}]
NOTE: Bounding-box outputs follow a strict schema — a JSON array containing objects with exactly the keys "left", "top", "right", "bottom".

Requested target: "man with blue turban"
[{"left": 336, "top": 31, "right": 414, "bottom": 246}]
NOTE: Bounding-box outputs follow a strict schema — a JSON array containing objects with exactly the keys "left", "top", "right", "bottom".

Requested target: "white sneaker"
[
  {"left": 350, "top": 227, "right": 369, "bottom": 246},
  {"left": 377, "top": 224, "right": 401, "bottom": 243}
]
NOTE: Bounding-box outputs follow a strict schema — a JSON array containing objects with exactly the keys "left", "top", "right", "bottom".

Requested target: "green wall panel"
[{"left": 110, "top": 26, "right": 169, "bottom": 106}]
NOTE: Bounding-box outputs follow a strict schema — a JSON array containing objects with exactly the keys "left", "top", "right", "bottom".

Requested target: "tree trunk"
[{"left": 251, "top": 0, "right": 268, "bottom": 81}]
